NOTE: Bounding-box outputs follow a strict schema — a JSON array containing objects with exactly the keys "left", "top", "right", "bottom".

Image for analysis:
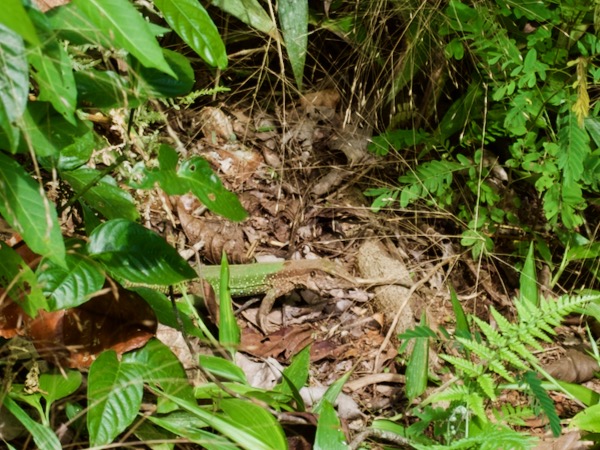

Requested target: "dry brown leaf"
[
  {"left": 533, "top": 431, "right": 589, "bottom": 450},
  {"left": 543, "top": 348, "right": 599, "bottom": 383},
  {"left": 240, "top": 325, "right": 314, "bottom": 361},
  {"left": 197, "top": 107, "right": 235, "bottom": 142},
  {"left": 199, "top": 142, "right": 263, "bottom": 186},
  {"left": 28, "top": 283, "right": 157, "bottom": 369},
  {"left": 300, "top": 90, "right": 340, "bottom": 110},
  {"left": 33, "top": 0, "right": 69, "bottom": 12},
  {"left": 177, "top": 195, "right": 247, "bottom": 263}
]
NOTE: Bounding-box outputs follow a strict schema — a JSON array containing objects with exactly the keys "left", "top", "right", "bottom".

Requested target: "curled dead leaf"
[
  {"left": 177, "top": 195, "right": 247, "bottom": 263},
  {"left": 543, "top": 348, "right": 599, "bottom": 383}
]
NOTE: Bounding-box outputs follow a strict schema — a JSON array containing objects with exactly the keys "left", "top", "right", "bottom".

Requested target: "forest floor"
[{"left": 122, "top": 90, "right": 599, "bottom": 449}]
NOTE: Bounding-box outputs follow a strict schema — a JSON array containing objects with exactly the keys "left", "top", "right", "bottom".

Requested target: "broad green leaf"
[
  {"left": 136, "top": 49, "right": 195, "bottom": 98},
  {"left": 194, "top": 381, "right": 292, "bottom": 406},
  {"left": 72, "top": 0, "right": 175, "bottom": 77},
  {"left": 178, "top": 156, "right": 248, "bottom": 221},
  {"left": 154, "top": 0, "right": 227, "bottom": 69},
  {"left": 314, "top": 400, "right": 347, "bottom": 450},
  {"left": 278, "top": 0, "right": 308, "bottom": 90},
  {"left": 36, "top": 243, "right": 105, "bottom": 310},
  {"left": 124, "top": 339, "right": 195, "bottom": 413},
  {"left": 2, "top": 396, "right": 61, "bottom": 450},
  {"left": 157, "top": 391, "right": 281, "bottom": 450},
  {"left": 1, "top": 0, "right": 40, "bottom": 45},
  {"left": 132, "top": 421, "right": 174, "bottom": 450},
  {"left": 218, "top": 253, "right": 240, "bottom": 351},
  {"left": 46, "top": 2, "right": 116, "bottom": 48},
  {"left": 18, "top": 102, "right": 91, "bottom": 158},
  {"left": 39, "top": 370, "right": 83, "bottom": 405},
  {"left": 405, "top": 315, "right": 430, "bottom": 402},
  {"left": 87, "top": 350, "right": 144, "bottom": 446},
  {"left": 0, "top": 153, "right": 66, "bottom": 267},
  {"left": 26, "top": 8, "right": 76, "bottom": 124},
  {"left": 135, "top": 287, "right": 205, "bottom": 339},
  {"left": 130, "top": 144, "right": 247, "bottom": 221},
  {"left": 87, "top": 219, "right": 196, "bottom": 285},
  {"left": 450, "top": 287, "right": 471, "bottom": 341},
  {"left": 74, "top": 69, "right": 143, "bottom": 109},
  {"left": 519, "top": 241, "right": 538, "bottom": 308},
  {"left": 211, "top": 0, "right": 278, "bottom": 39},
  {"left": 585, "top": 116, "right": 600, "bottom": 148},
  {"left": 567, "top": 242, "right": 600, "bottom": 261},
  {"left": 553, "top": 380, "right": 600, "bottom": 407},
  {"left": 572, "top": 403, "right": 600, "bottom": 432},
  {"left": 148, "top": 411, "right": 238, "bottom": 449},
  {"left": 62, "top": 168, "right": 140, "bottom": 221},
  {"left": 0, "top": 242, "right": 47, "bottom": 316},
  {"left": 198, "top": 355, "right": 247, "bottom": 384},
  {"left": 275, "top": 344, "right": 310, "bottom": 397},
  {"left": 220, "top": 398, "right": 288, "bottom": 450},
  {"left": 0, "top": 24, "right": 28, "bottom": 151}
]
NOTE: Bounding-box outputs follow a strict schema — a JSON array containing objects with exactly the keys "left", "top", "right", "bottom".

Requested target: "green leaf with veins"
[
  {"left": 131, "top": 145, "right": 247, "bottom": 221},
  {"left": 88, "top": 219, "right": 196, "bottom": 285}
]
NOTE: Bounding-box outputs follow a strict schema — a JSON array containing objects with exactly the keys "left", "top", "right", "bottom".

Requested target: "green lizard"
[
  {"left": 188, "top": 258, "right": 413, "bottom": 333},
  {"left": 128, "top": 259, "right": 413, "bottom": 333}
]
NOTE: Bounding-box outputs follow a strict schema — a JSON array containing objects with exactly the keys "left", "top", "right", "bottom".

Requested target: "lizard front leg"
[{"left": 257, "top": 289, "right": 278, "bottom": 333}]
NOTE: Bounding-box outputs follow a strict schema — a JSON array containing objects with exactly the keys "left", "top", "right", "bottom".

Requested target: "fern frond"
[
  {"left": 426, "top": 383, "right": 474, "bottom": 404},
  {"left": 456, "top": 337, "right": 496, "bottom": 362},
  {"left": 497, "top": 348, "right": 529, "bottom": 371},
  {"left": 412, "top": 426, "right": 537, "bottom": 450},
  {"left": 426, "top": 384, "right": 487, "bottom": 421},
  {"left": 476, "top": 373, "right": 497, "bottom": 400},
  {"left": 488, "top": 359, "right": 515, "bottom": 382},
  {"left": 440, "top": 354, "right": 483, "bottom": 377},
  {"left": 473, "top": 428, "right": 537, "bottom": 450},
  {"left": 516, "top": 326, "right": 549, "bottom": 349},
  {"left": 506, "top": 340, "right": 538, "bottom": 365},
  {"left": 557, "top": 109, "right": 590, "bottom": 184},
  {"left": 492, "top": 403, "right": 534, "bottom": 426},
  {"left": 472, "top": 316, "right": 506, "bottom": 347},
  {"left": 489, "top": 308, "right": 515, "bottom": 338},
  {"left": 398, "top": 160, "right": 465, "bottom": 208}
]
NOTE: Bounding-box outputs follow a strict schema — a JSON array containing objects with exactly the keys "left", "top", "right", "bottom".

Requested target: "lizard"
[{"left": 187, "top": 258, "right": 414, "bottom": 333}]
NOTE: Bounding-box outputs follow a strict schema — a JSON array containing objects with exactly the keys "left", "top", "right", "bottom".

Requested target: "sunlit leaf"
[
  {"left": 1, "top": 0, "right": 40, "bottom": 45},
  {"left": 0, "top": 153, "right": 65, "bottom": 266},
  {"left": 88, "top": 219, "right": 196, "bottom": 285},
  {"left": 62, "top": 168, "right": 140, "bottom": 221},
  {"left": 314, "top": 400, "right": 346, "bottom": 450},
  {"left": 87, "top": 350, "right": 144, "bottom": 446},
  {"left": 0, "top": 23, "right": 28, "bottom": 151},
  {"left": 130, "top": 144, "right": 247, "bottom": 221},
  {"left": 37, "top": 243, "right": 105, "bottom": 310},
  {"left": 279, "top": 0, "right": 308, "bottom": 90},
  {"left": 212, "top": 0, "right": 278, "bottom": 39},
  {"left": 72, "top": 0, "right": 175, "bottom": 76},
  {"left": 154, "top": 0, "right": 227, "bottom": 69}
]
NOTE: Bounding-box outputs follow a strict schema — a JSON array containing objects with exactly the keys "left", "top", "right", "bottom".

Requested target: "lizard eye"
[{"left": 310, "top": 270, "right": 316, "bottom": 277}]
